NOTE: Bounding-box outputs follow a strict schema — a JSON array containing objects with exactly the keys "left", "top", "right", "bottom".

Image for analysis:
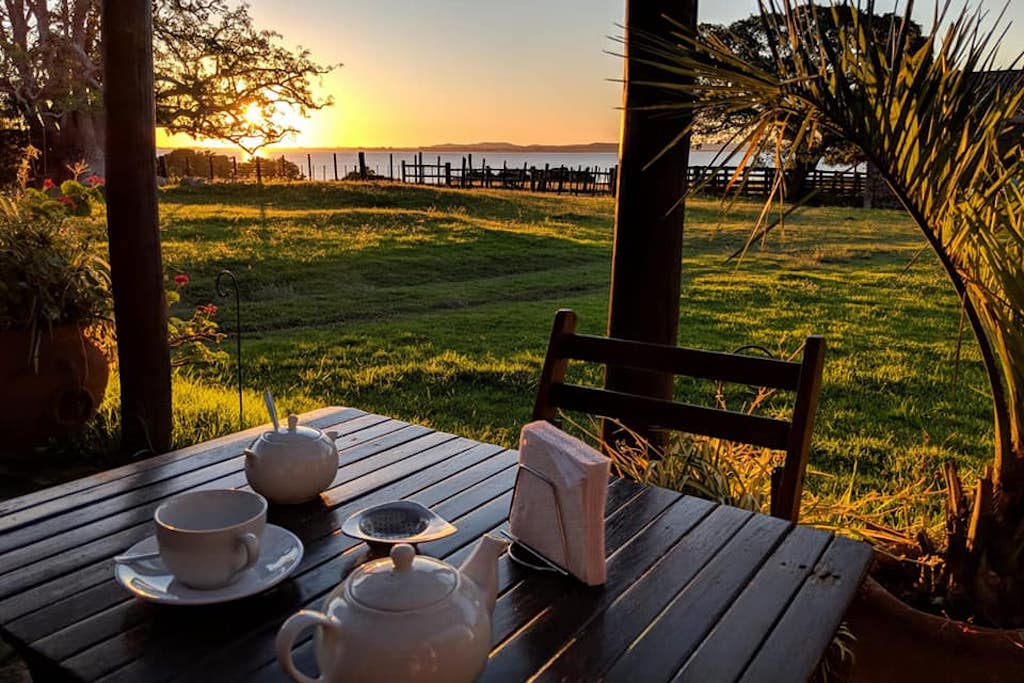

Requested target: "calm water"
[
  {"left": 272, "top": 149, "right": 759, "bottom": 180},
  {"left": 157, "top": 148, "right": 857, "bottom": 180}
]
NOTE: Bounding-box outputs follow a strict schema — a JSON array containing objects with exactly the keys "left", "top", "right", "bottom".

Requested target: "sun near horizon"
[{"left": 157, "top": 0, "right": 1024, "bottom": 153}]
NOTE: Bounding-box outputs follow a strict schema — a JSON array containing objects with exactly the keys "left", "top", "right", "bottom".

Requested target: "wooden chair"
[{"left": 532, "top": 309, "right": 826, "bottom": 523}]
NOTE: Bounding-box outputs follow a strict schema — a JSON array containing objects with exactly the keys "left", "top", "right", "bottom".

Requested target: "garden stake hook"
[{"left": 216, "top": 269, "right": 243, "bottom": 430}]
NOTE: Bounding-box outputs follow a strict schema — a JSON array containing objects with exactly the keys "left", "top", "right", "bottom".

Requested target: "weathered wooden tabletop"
[{"left": 0, "top": 407, "right": 872, "bottom": 682}]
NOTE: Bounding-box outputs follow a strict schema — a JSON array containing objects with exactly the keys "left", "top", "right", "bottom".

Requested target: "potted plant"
[{"left": 0, "top": 191, "right": 113, "bottom": 449}]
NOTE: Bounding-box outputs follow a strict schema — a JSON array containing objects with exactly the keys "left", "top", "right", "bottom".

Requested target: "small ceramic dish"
[{"left": 342, "top": 501, "right": 457, "bottom": 548}]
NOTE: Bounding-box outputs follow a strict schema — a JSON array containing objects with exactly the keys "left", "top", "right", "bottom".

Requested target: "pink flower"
[
  {"left": 58, "top": 196, "right": 76, "bottom": 208},
  {"left": 197, "top": 303, "right": 218, "bottom": 317},
  {"left": 174, "top": 274, "right": 189, "bottom": 286},
  {"left": 85, "top": 175, "right": 106, "bottom": 187},
  {"left": 42, "top": 178, "right": 55, "bottom": 189}
]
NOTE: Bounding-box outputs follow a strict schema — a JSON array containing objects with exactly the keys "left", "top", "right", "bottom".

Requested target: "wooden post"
[
  {"left": 232, "top": 157, "right": 237, "bottom": 181},
  {"left": 207, "top": 155, "right": 214, "bottom": 181},
  {"left": 103, "top": 0, "right": 172, "bottom": 455},
  {"left": 157, "top": 155, "right": 167, "bottom": 178},
  {"left": 307, "top": 153, "right": 312, "bottom": 181},
  {"left": 358, "top": 151, "right": 368, "bottom": 179},
  {"left": 255, "top": 156, "right": 262, "bottom": 184},
  {"left": 609, "top": 165, "right": 618, "bottom": 196},
  {"left": 389, "top": 153, "right": 394, "bottom": 180},
  {"left": 444, "top": 162, "right": 451, "bottom": 186},
  {"left": 401, "top": 160, "right": 407, "bottom": 183},
  {"left": 461, "top": 157, "right": 467, "bottom": 187},
  {"left": 184, "top": 156, "right": 191, "bottom": 177},
  {"left": 333, "top": 153, "right": 338, "bottom": 181},
  {"left": 605, "top": 0, "right": 698, "bottom": 450}
]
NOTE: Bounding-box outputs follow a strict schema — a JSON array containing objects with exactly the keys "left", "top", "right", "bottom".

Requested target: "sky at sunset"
[{"left": 156, "top": 1, "right": 1024, "bottom": 151}]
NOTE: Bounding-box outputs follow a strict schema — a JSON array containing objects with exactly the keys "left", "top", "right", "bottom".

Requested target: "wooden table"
[{"left": 0, "top": 407, "right": 873, "bottom": 682}]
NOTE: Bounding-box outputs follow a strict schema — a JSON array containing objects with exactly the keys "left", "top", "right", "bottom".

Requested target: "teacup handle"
[
  {"left": 276, "top": 610, "right": 342, "bottom": 683},
  {"left": 236, "top": 532, "right": 260, "bottom": 573}
]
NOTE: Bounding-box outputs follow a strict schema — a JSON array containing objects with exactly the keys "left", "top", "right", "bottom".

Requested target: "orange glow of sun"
[{"left": 243, "top": 102, "right": 265, "bottom": 127}]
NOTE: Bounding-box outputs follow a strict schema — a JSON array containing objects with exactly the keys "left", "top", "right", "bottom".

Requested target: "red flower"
[
  {"left": 42, "top": 178, "right": 55, "bottom": 189},
  {"left": 174, "top": 274, "right": 189, "bottom": 286},
  {"left": 85, "top": 175, "right": 106, "bottom": 187},
  {"left": 57, "top": 196, "right": 76, "bottom": 208},
  {"left": 197, "top": 303, "right": 218, "bottom": 317}
]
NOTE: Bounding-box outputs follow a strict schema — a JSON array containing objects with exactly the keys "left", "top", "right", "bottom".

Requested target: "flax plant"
[{"left": 633, "top": 0, "right": 1024, "bottom": 623}]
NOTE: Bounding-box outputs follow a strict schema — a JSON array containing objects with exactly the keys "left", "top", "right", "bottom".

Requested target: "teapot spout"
[
  {"left": 459, "top": 533, "right": 509, "bottom": 612},
  {"left": 243, "top": 447, "right": 258, "bottom": 464}
]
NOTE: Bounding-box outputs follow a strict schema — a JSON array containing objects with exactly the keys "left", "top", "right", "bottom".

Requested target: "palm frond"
[{"left": 636, "top": 0, "right": 1024, "bottom": 468}]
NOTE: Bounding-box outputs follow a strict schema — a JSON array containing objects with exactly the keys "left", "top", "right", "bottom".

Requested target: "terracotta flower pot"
[
  {"left": 842, "top": 577, "right": 1024, "bottom": 682},
  {"left": 0, "top": 325, "right": 109, "bottom": 449}
]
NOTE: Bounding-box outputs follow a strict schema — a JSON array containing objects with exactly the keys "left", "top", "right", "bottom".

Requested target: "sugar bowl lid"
[
  {"left": 346, "top": 544, "right": 457, "bottom": 612},
  {"left": 260, "top": 414, "right": 323, "bottom": 445}
]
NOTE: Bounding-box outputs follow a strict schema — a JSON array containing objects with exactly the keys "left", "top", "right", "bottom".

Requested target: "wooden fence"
[
  {"left": 157, "top": 149, "right": 869, "bottom": 206},
  {"left": 399, "top": 153, "right": 617, "bottom": 195},
  {"left": 397, "top": 156, "right": 865, "bottom": 205},
  {"left": 686, "top": 166, "right": 865, "bottom": 204}
]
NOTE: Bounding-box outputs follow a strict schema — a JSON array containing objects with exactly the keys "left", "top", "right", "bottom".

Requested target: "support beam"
[
  {"left": 605, "top": 0, "right": 698, "bottom": 450},
  {"left": 103, "top": 0, "right": 173, "bottom": 455}
]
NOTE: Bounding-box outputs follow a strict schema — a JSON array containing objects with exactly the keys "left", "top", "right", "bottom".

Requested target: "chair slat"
[
  {"left": 563, "top": 334, "right": 803, "bottom": 390},
  {"left": 551, "top": 384, "right": 792, "bottom": 451},
  {"left": 532, "top": 308, "right": 825, "bottom": 522}
]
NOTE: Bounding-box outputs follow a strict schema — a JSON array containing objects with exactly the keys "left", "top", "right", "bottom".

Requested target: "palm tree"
[{"left": 637, "top": 0, "right": 1024, "bottom": 625}]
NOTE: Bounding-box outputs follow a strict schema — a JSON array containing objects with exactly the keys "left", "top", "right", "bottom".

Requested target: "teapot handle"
[{"left": 276, "top": 610, "right": 342, "bottom": 683}]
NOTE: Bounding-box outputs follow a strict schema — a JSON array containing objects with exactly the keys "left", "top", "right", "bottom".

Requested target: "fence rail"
[
  {"left": 399, "top": 153, "right": 617, "bottom": 195},
  {"left": 157, "top": 149, "right": 870, "bottom": 205}
]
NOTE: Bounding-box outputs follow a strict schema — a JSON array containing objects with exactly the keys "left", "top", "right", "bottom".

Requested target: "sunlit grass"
[{"left": 87, "top": 181, "right": 991, "bottom": 503}]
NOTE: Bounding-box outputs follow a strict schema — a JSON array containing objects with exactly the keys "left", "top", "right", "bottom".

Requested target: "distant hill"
[
  {"left": 417, "top": 142, "right": 619, "bottom": 153},
  {"left": 267, "top": 142, "right": 621, "bottom": 154}
]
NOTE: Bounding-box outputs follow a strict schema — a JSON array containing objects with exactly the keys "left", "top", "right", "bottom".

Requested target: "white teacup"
[{"left": 154, "top": 489, "right": 267, "bottom": 590}]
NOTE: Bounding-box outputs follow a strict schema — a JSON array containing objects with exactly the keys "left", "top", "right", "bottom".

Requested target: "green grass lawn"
[{"left": 155, "top": 180, "right": 990, "bottom": 500}]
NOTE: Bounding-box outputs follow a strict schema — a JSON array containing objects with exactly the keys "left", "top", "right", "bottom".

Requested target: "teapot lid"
[
  {"left": 347, "top": 544, "right": 457, "bottom": 612},
  {"left": 262, "top": 414, "right": 323, "bottom": 444}
]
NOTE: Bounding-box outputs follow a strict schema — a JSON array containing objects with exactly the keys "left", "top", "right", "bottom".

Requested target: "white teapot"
[
  {"left": 276, "top": 534, "right": 509, "bottom": 683},
  {"left": 244, "top": 414, "right": 339, "bottom": 504}
]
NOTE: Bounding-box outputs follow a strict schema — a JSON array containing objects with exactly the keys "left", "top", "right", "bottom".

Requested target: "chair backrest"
[{"left": 532, "top": 309, "right": 825, "bottom": 523}]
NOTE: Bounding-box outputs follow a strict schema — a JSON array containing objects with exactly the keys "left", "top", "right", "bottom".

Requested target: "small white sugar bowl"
[{"left": 244, "top": 414, "right": 339, "bottom": 504}]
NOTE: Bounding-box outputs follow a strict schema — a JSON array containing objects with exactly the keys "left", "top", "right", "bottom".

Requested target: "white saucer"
[{"left": 114, "top": 524, "right": 304, "bottom": 605}]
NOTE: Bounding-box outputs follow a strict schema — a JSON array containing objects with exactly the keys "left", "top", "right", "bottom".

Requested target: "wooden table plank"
[
  {"left": 602, "top": 513, "right": 791, "bottom": 682},
  {"left": 478, "top": 496, "right": 719, "bottom": 683},
  {"left": 0, "top": 417, "right": 413, "bottom": 569},
  {"left": 738, "top": 535, "right": 874, "bottom": 682},
  {"left": 488, "top": 484, "right": 683, "bottom": 648},
  {"left": 0, "top": 409, "right": 874, "bottom": 683},
  {"left": 243, "top": 478, "right": 653, "bottom": 683},
  {"left": 89, "top": 461, "right": 518, "bottom": 682},
  {"left": 0, "top": 421, "right": 429, "bottom": 606},
  {"left": 0, "top": 431, "right": 468, "bottom": 623},
  {"left": 0, "top": 408, "right": 363, "bottom": 526},
  {"left": 22, "top": 441, "right": 507, "bottom": 665},
  {"left": 674, "top": 524, "right": 833, "bottom": 682},
  {"left": 45, "top": 441, "right": 509, "bottom": 680},
  {"left": 534, "top": 509, "right": 779, "bottom": 681},
  {"left": 1, "top": 424, "right": 436, "bottom": 641}
]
